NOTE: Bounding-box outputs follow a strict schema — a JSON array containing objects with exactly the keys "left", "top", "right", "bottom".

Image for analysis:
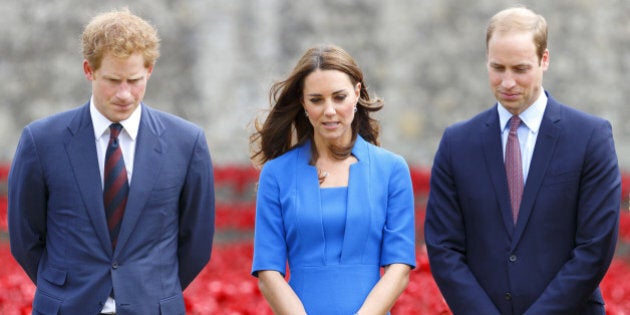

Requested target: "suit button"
[
  {"left": 112, "top": 262, "right": 119, "bottom": 269},
  {"left": 504, "top": 292, "right": 512, "bottom": 301},
  {"left": 509, "top": 254, "right": 517, "bottom": 262}
]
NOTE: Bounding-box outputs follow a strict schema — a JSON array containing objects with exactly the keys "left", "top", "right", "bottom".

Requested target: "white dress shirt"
[{"left": 498, "top": 90, "right": 547, "bottom": 183}]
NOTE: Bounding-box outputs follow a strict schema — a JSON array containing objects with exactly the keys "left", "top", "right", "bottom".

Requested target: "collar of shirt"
[
  {"left": 497, "top": 89, "right": 548, "bottom": 134},
  {"left": 89, "top": 96, "right": 142, "bottom": 141}
]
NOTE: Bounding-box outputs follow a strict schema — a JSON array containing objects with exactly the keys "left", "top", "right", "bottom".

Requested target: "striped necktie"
[{"left": 104, "top": 123, "right": 129, "bottom": 248}]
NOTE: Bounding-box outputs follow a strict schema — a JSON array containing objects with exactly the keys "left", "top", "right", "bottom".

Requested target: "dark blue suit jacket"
[
  {"left": 8, "top": 102, "right": 215, "bottom": 314},
  {"left": 425, "top": 94, "right": 620, "bottom": 315}
]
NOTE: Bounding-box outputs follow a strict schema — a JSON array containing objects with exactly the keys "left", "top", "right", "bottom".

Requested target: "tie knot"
[
  {"left": 109, "top": 123, "right": 123, "bottom": 139},
  {"left": 509, "top": 116, "right": 521, "bottom": 132}
]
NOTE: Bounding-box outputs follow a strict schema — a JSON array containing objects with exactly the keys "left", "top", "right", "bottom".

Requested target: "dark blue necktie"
[{"left": 104, "top": 123, "right": 129, "bottom": 248}]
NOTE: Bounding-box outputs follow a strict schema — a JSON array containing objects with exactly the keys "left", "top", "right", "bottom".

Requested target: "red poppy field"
[{"left": 1, "top": 164, "right": 630, "bottom": 314}]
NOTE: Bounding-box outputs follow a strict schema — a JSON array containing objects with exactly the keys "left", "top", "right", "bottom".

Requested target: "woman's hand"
[
  {"left": 355, "top": 263, "right": 412, "bottom": 315},
  {"left": 257, "top": 270, "right": 307, "bottom": 315}
]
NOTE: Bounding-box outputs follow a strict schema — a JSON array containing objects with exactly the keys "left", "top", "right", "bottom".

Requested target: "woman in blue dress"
[{"left": 249, "top": 44, "right": 416, "bottom": 315}]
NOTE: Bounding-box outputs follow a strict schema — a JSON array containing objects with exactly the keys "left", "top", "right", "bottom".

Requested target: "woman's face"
[{"left": 302, "top": 69, "right": 360, "bottom": 147}]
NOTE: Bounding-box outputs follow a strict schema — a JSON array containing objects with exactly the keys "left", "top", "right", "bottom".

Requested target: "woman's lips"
[{"left": 322, "top": 121, "right": 340, "bottom": 129}]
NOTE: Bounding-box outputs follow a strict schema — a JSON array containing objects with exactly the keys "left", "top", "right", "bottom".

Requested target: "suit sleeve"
[
  {"left": 424, "top": 128, "right": 502, "bottom": 315},
  {"left": 525, "top": 120, "right": 620, "bottom": 314},
  {"left": 177, "top": 129, "right": 215, "bottom": 289},
  {"left": 8, "top": 126, "right": 47, "bottom": 284}
]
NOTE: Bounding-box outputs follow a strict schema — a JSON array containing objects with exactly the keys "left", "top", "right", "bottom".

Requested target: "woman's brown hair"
[{"left": 250, "top": 44, "right": 383, "bottom": 166}]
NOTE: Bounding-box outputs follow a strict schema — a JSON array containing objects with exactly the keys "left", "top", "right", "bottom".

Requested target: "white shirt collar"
[
  {"left": 89, "top": 96, "right": 142, "bottom": 140},
  {"left": 497, "top": 89, "right": 547, "bottom": 134}
]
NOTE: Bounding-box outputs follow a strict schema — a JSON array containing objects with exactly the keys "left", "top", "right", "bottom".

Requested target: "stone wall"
[{"left": 2, "top": 0, "right": 630, "bottom": 169}]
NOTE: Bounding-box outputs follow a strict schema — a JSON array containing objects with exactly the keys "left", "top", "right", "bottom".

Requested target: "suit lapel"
[
  {"left": 65, "top": 103, "right": 113, "bottom": 256},
  {"left": 512, "top": 100, "right": 561, "bottom": 246},
  {"left": 482, "top": 108, "right": 515, "bottom": 235},
  {"left": 114, "top": 105, "right": 165, "bottom": 254}
]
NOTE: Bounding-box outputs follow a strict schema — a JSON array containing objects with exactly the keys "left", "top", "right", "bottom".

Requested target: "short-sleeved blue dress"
[{"left": 251, "top": 137, "right": 416, "bottom": 315}]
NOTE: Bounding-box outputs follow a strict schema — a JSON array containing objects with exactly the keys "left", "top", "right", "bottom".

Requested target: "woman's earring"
[
  {"left": 304, "top": 111, "right": 309, "bottom": 117},
  {"left": 354, "top": 106, "right": 358, "bottom": 113}
]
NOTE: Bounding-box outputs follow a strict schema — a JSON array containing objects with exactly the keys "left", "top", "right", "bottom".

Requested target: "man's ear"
[
  {"left": 83, "top": 60, "right": 94, "bottom": 80},
  {"left": 541, "top": 49, "right": 550, "bottom": 71}
]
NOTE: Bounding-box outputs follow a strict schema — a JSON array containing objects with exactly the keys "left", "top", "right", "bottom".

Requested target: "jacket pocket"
[
  {"left": 42, "top": 265, "right": 67, "bottom": 286},
  {"left": 32, "top": 290, "right": 62, "bottom": 314},
  {"left": 159, "top": 292, "right": 185, "bottom": 315}
]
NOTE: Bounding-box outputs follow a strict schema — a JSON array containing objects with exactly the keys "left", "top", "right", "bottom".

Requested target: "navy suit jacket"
[
  {"left": 8, "top": 102, "right": 215, "bottom": 315},
  {"left": 425, "top": 94, "right": 620, "bottom": 315}
]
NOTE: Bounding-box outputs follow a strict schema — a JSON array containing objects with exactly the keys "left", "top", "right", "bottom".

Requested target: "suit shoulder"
[
  {"left": 24, "top": 106, "right": 84, "bottom": 136},
  {"left": 144, "top": 105, "right": 203, "bottom": 134},
  {"left": 442, "top": 107, "right": 495, "bottom": 137},
  {"left": 553, "top": 102, "right": 608, "bottom": 124},
  {"left": 546, "top": 101, "right": 610, "bottom": 135},
  {"left": 28, "top": 106, "right": 82, "bottom": 127}
]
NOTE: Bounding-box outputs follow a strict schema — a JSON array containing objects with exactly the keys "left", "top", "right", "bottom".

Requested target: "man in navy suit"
[
  {"left": 425, "top": 6, "right": 620, "bottom": 315},
  {"left": 8, "top": 8, "right": 215, "bottom": 314}
]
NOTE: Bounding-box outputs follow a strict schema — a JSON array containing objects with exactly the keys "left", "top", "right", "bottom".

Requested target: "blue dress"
[{"left": 251, "top": 137, "right": 416, "bottom": 315}]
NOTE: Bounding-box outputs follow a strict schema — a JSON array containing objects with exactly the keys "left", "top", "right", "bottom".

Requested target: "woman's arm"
[
  {"left": 355, "top": 263, "right": 411, "bottom": 315},
  {"left": 257, "top": 270, "right": 307, "bottom": 315}
]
